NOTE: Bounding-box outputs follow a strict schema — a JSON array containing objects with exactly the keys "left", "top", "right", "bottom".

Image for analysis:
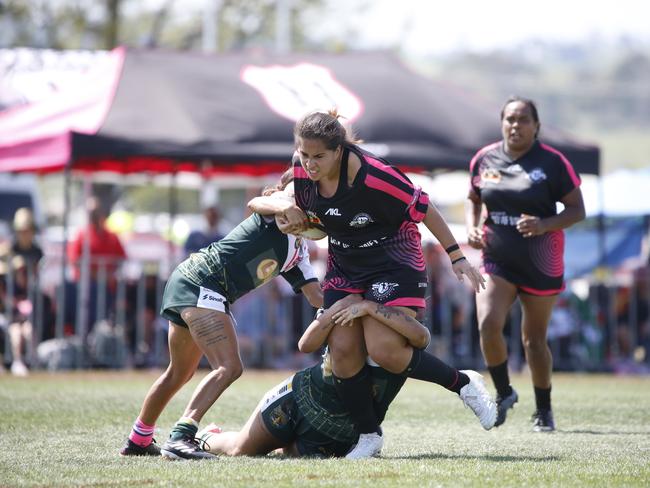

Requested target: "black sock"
[
  {"left": 488, "top": 360, "right": 512, "bottom": 398},
  {"left": 402, "top": 348, "right": 469, "bottom": 395},
  {"left": 534, "top": 386, "right": 552, "bottom": 411},
  {"left": 333, "top": 365, "right": 380, "bottom": 434}
]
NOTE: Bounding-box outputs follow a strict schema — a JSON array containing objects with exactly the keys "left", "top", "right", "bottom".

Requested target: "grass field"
[{"left": 1, "top": 370, "right": 649, "bottom": 487}]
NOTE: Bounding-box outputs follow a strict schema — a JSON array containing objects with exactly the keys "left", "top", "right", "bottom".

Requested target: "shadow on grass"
[
  {"left": 557, "top": 429, "right": 650, "bottom": 436},
  {"left": 387, "top": 453, "right": 561, "bottom": 462}
]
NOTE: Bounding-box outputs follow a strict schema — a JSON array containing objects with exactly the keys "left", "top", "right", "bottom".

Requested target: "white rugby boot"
[{"left": 459, "top": 370, "right": 497, "bottom": 430}]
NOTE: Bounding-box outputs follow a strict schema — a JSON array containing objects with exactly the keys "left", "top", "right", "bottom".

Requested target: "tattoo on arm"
[{"left": 375, "top": 304, "right": 402, "bottom": 320}]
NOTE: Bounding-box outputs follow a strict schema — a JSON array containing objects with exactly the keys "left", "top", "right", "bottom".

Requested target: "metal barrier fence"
[{"left": 2, "top": 255, "right": 649, "bottom": 374}]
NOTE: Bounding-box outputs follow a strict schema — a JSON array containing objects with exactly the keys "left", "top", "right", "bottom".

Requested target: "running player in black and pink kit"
[
  {"left": 251, "top": 110, "right": 495, "bottom": 459},
  {"left": 466, "top": 96, "right": 585, "bottom": 432}
]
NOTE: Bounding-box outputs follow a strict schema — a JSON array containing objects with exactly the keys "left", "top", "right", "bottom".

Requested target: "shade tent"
[{"left": 1, "top": 48, "right": 600, "bottom": 176}]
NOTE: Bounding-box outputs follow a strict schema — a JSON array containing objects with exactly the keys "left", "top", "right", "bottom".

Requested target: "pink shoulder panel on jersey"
[{"left": 539, "top": 143, "right": 581, "bottom": 188}]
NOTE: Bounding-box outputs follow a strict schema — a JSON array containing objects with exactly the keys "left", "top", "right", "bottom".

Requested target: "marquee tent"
[{"left": 0, "top": 47, "right": 600, "bottom": 176}]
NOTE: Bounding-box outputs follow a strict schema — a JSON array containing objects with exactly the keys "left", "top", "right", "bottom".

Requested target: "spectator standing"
[
  {"left": 67, "top": 197, "right": 127, "bottom": 329},
  {"left": 184, "top": 206, "right": 225, "bottom": 255},
  {"left": 0, "top": 208, "right": 44, "bottom": 376}
]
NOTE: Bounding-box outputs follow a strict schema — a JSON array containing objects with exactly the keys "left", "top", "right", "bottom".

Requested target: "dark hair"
[
  {"left": 500, "top": 96, "right": 540, "bottom": 138},
  {"left": 500, "top": 96, "right": 540, "bottom": 124},
  {"left": 293, "top": 109, "right": 361, "bottom": 150},
  {"left": 262, "top": 168, "right": 294, "bottom": 196}
]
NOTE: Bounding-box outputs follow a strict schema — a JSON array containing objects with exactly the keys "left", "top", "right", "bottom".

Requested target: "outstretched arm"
[
  {"left": 423, "top": 202, "right": 485, "bottom": 293},
  {"left": 332, "top": 301, "right": 431, "bottom": 349}
]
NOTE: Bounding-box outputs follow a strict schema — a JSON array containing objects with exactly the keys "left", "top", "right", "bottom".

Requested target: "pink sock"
[{"left": 129, "top": 418, "right": 155, "bottom": 447}]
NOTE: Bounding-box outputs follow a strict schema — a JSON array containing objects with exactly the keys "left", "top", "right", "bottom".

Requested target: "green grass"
[{"left": 1, "top": 371, "right": 649, "bottom": 487}]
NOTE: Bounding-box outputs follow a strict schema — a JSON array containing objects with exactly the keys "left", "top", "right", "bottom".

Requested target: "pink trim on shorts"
[
  {"left": 384, "top": 297, "right": 426, "bottom": 308},
  {"left": 519, "top": 284, "right": 565, "bottom": 296}
]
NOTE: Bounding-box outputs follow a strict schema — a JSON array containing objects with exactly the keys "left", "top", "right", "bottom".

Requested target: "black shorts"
[
  {"left": 160, "top": 268, "right": 231, "bottom": 328},
  {"left": 483, "top": 229, "right": 566, "bottom": 296},
  {"left": 322, "top": 270, "right": 427, "bottom": 310}
]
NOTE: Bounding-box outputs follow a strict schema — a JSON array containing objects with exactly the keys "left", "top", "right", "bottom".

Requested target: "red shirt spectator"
[{"left": 67, "top": 197, "right": 126, "bottom": 285}]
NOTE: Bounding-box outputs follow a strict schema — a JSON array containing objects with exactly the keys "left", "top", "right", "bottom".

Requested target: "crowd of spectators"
[{"left": 1, "top": 202, "right": 649, "bottom": 375}]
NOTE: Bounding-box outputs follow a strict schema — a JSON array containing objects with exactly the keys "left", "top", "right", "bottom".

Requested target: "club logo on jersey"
[
  {"left": 256, "top": 258, "right": 279, "bottom": 282},
  {"left": 349, "top": 213, "right": 373, "bottom": 228},
  {"left": 528, "top": 168, "right": 547, "bottom": 183},
  {"left": 371, "top": 282, "right": 399, "bottom": 300},
  {"left": 306, "top": 210, "right": 323, "bottom": 226},
  {"left": 481, "top": 168, "right": 502, "bottom": 184},
  {"left": 325, "top": 208, "right": 341, "bottom": 216}
]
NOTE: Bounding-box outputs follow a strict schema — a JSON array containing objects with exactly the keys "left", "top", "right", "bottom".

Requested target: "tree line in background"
[{"left": 2, "top": 0, "right": 648, "bottom": 172}]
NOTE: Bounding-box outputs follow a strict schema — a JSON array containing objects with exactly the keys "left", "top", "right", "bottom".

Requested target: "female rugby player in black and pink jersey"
[
  {"left": 466, "top": 96, "right": 585, "bottom": 432},
  {"left": 250, "top": 110, "right": 494, "bottom": 459}
]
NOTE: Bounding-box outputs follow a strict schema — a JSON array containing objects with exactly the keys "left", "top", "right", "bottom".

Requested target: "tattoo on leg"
[{"left": 190, "top": 313, "right": 228, "bottom": 346}]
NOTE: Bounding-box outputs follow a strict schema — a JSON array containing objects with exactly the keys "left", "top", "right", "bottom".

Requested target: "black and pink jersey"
[
  {"left": 469, "top": 140, "right": 581, "bottom": 295},
  {"left": 293, "top": 145, "right": 430, "bottom": 308}
]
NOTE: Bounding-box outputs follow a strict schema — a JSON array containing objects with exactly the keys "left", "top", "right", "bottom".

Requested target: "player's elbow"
[{"left": 298, "top": 335, "right": 318, "bottom": 354}]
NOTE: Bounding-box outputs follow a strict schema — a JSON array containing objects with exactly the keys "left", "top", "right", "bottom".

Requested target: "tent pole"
[
  {"left": 55, "top": 163, "right": 72, "bottom": 339},
  {"left": 169, "top": 168, "right": 178, "bottom": 270},
  {"left": 597, "top": 176, "right": 606, "bottom": 269}
]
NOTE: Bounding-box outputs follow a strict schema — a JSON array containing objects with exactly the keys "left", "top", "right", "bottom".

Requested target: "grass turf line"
[{"left": 0, "top": 371, "right": 649, "bottom": 487}]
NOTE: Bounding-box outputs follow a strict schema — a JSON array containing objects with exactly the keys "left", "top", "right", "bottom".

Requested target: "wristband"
[
  {"left": 445, "top": 244, "right": 460, "bottom": 254},
  {"left": 451, "top": 256, "right": 466, "bottom": 265}
]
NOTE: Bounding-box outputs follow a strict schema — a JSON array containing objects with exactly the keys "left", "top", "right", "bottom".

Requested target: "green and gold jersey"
[
  {"left": 177, "top": 213, "right": 317, "bottom": 303},
  {"left": 293, "top": 363, "right": 406, "bottom": 443}
]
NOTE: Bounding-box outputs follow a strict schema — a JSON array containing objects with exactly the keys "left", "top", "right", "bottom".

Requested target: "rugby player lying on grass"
[{"left": 197, "top": 295, "right": 488, "bottom": 458}]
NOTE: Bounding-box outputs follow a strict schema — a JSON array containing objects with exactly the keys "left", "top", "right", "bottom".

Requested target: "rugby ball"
[{"left": 298, "top": 225, "right": 327, "bottom": 240}]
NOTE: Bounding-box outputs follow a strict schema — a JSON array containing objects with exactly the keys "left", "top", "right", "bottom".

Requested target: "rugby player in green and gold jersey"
[
  {"left": 120, "top": 170, "right": 323, "bottom": 460},
  {"left": 196, "top": 294, "right": 431, "bottom": 458}
]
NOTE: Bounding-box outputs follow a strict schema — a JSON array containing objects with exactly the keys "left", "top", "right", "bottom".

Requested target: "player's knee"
[
  {"left": 478, "top": 314, "right": 504, "bottom": 338},
  {"left": 213, "top": 360, "right": 244, "bottom": 384},
  {"left": 522, "top": 335, "right": 546, "bottom": 353},
  {"left": 368, "top": 347, "right": 403, "bottom": 372},
  {"left": 329, "top": 336, "right": 363, "bottom": 362}
]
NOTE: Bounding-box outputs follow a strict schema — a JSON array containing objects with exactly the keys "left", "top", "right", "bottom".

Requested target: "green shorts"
[
  {"left": 258, "top": 376, "right": 354, "bottom": 458},
  {"left": 160, "top": 268, "right": 231, "bottom": 328}
]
